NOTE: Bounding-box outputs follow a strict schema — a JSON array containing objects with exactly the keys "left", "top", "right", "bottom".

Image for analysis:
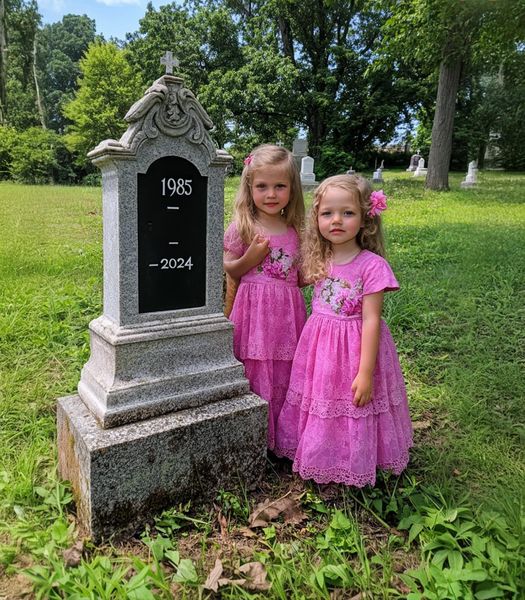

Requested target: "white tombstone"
[
  {"left": 413, "top": 157, "right": 427, "bottom": 177},
  {"left": 300, "top": 155, "right": 316, "bottom": 185},
  {"left": 346, "top": 166, "right": 356, "bottom": 175},
  {"left": 461, "top": 160, "right": 478, "bottom": 188},
  {"left": 406, "top": 153, "right": 421, "bottom": 172},
  {"left": 372, "top": 167, "right": 383, "bottom": 183}
]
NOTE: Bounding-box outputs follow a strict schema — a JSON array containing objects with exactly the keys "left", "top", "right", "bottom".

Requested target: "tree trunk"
[
  {"left": 0, "top": 0, "right": 7, "bottom": 124},
  {"left": 425, "top": 56, "right": 462, "bottom": 191},
  {"left": 32, "top": 36, "right": 45, "bottom": 129},
  {"left": 477, "top": 141, "right": 486, "bottom": 169}
]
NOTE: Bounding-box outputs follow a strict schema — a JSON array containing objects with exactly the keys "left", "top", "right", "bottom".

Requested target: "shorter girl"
[
  {"left": 224, "top": 144, "right": 306, "bottom": 450},
  {"left": 275, "top": 174, "right": 412, "bottom": 486}
]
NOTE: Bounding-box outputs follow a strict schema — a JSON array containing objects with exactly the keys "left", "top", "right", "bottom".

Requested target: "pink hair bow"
[
  {"left": 243, "top": 154, "right": 253, "bottom": 166},
  {"left": 368, "top": 190, "right": 387, "bottom": 217}
]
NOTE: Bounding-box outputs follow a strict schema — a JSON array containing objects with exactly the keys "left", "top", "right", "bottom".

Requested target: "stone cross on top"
[{"left": 160, "top": 51, "right": 179, "bottom": 75}]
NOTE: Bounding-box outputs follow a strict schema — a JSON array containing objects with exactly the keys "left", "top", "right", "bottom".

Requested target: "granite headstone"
[{"left": 57, "top": 52, "right": 267, "bottom": 541}]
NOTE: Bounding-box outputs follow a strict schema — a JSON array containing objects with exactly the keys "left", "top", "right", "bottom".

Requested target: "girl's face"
[
  {"left": 251, "top": 164, "right": 291, "bottom": 219},
  {"left": 317, "top": 187, "right": 363, "bottom": 248}
]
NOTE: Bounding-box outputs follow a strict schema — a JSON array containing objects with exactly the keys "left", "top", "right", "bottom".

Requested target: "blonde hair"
[
  {"left": 302, "top": 174, "right": 386, "bottom": 283},
  {"left": 233, "top": 144, "right": 305, "bottom": 244}
]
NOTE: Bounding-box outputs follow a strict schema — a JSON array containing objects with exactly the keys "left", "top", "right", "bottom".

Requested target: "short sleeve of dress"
[
  {"left": 224, "top": 221, "right": 245, "bottom": 257},
  {"left": 362, "top": 254, "right": 399, "bottom": 295}
]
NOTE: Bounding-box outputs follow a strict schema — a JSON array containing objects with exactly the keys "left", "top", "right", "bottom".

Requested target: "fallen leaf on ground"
[
  {"left": 412, "top": 420, "right": 431, "bottom": 430},
  {"left": 203, "top": 558, "right": 223, "bottom": 592},
  {"left": 218, "top": 511, "right": 228, "bottom": 538},
  {"left": 63, "top": 540, "right": 84, "bottom": 568},
  {"left": 238, "top": 527, "right": 257, "bottom": 538},
  {"left": 238, "top": 561, "right": 271, "bottom": 591},
  {"left": 248, "top": 492, "right": 306, "bottom": 527},
  {"left": 453, "top": 468, "right": 461, "bottom": 476}
]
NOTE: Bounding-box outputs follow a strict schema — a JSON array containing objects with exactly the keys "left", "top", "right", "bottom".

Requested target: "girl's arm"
[
  {"left": 351, "top": 291, "right": 383, "bottom": 407},
  {"left": 223, "top": 234, "right": 269, "bottom": 280}
]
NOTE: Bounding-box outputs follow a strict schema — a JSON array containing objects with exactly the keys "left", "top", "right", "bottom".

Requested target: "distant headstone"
[
  {"left": 413, "top": 157, "right": 427, "bottom": 177},
  {"left": 346, "top": 166, "right": 356, "bottom": 175},
  {"left": 300, "top": 155, "right": 317, "bottom": 190},
  {"left": 292, "top": 138, "right": 308, "bottom": 171},
  {"left": 461, "top": 160, "right": 478, "bottom": 188},
  {"left": 372, "top": 167, "right": 384, "bottom": 183},
  {"left": 57, "top": 52, "right": 267, "bottom": 541},
  {"left": 406, "top": 153, "right": 421, "bottom": 172},
  {"left": 379, "top": 159, "right": 385, "bottom": 170}
]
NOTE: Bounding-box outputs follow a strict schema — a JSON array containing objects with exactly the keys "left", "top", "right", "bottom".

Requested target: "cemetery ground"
[{"left": 0, "top": 170, "right": 524, "bottom": 599}]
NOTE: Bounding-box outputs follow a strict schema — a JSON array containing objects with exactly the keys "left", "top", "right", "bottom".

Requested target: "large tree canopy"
[
  {"left": 124, "top": 0, "right": 419, "bottom": 174},
  {"left": 37, "top": 14, "right": 97, "bottom": 132},
  {"left": 2, "top": 0, "right": 40, "bottom": 128},
  {"left": 63, "top": 41, "right": 143, "bottom": 164},
  {"left": 2, "top": 0, "right": 525, "bottom": 184},
  {"left": 379, "top": 0, "right": 525, "bottom": 189}
]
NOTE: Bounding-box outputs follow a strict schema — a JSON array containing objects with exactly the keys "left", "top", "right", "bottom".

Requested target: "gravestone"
[
  {"left": 300, "top": 155, "right": 317, "bottom": 191},
  {"left": 346, "top": 166, "right": 356, "bottom": 175},
  {"left": 292, "top": 138, "right": 308, "bottom": 171},
  {"left": 413, "top": 157, "right": 427, "bottom": 177},
  {"left": 57, "top": 52, "right": 267, "bottom": 541},
  {"left": 406, "top": 153, "right": 421, "bottom": 172},
  {"left": 372, "top": 167, "right": 384, "bottom": 183},
  {"left": 461, "top": 160, "right": 478, "bottom": 188}
]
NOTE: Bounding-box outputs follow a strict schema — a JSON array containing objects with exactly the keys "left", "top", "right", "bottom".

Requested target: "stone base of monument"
[
  {"left": 300, "top": 176, "right": 318, "bottom": 192},
  {"left": 58, "top": 393, "right": 267, "bottom": 542},
  {"left": 77, "top": 314, "right": 250, "bottom": 428}
]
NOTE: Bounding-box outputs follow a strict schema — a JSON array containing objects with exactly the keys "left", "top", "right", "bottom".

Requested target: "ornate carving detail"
[{"left": 90, "top": 75, "right": 217, "bottom": 161}]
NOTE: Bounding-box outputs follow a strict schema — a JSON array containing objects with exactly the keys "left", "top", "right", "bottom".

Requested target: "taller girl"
[
  {"left": 276, "top": 174, "right": 413, "bottom": 486},
  {"left": 224, "top": 144, "right": 306, "bottom": 450}
]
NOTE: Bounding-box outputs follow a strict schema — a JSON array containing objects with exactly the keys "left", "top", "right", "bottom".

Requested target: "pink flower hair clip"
[
  {"left": 368, "top": 190, "right": 387, "bottom": 217},
  {"left": 243, "top": 154, "right": 253, "bottom": 166}
]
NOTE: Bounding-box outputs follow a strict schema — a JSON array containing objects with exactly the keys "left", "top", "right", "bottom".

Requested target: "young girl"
[
  {"left": 224, "top": 144, "right": 306, "bottom": 450},
  {"left": 275, "top": 174, "right": 412, "bottom": 486}
]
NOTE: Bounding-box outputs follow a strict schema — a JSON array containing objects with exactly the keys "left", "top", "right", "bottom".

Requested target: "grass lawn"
[{"left": 0, "top": 170, "right": 524, "bottom": 598}]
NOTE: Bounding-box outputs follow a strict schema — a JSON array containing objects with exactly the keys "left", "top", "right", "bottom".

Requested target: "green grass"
[{"left": 0, "top": 171, "right": 524, "bottom": 598}]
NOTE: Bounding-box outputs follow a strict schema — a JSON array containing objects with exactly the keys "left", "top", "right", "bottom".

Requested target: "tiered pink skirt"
[
  {"left": 230, "top": 279, "right": 306, "bottom": 449},
  {"left": 275, "top": 313, "right": 413, "bottom": 486}
]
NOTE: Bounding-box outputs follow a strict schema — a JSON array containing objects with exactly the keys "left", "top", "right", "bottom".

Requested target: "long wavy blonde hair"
[
  {"left": 302, "top": 174, "right": 386, "bottom": 283},
  {"left": 233, "top": 144, "right": 305, "bottom": 244}
]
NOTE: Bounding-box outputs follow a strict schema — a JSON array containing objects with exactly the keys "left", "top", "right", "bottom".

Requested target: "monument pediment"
[{"left": 88, "top": 75, "right": 217, "bottom": 163}]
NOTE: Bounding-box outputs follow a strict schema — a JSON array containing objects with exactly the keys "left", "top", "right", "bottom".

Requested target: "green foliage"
[
  {"left": 398, "top": 496, "right": 525, "bottom": 599},
  {"left": 200, "top": 45, "right": 300, "bottom": 151},
  {"left": 37, "top": 14, "right": 97, "bottom": 133},
  {"left": 379, "top": 0, "right": 525, "bottom": 186},
  {"left": 63, "top": 41, "right": 143, "bottom": 164},
  {"left": 3, "top": 0, "right": 41, "bottom": 129},
  {"left": 0, "top": 124, "right": 17, "bottom": 179},
  {"left": 10, "top": 126, "right": 75, "bottom": 183},
  {"left": 216, "top": 489, "right": 251, "bottom": 520},
  {"left": 316, "top": 144, "right": 358, "bottom": 180}
]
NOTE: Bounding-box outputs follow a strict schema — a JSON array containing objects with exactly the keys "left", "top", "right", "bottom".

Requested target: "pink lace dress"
[
  {"left": 224, "top": 222, "right": 307, "bottom": 449},
  {"left": 275, "top": 250, "right": 413, "bottom": 487}
]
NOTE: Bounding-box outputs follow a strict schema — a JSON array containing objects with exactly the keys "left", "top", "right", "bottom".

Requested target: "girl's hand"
[
  {"left": 245, "top": 234, "right": 269, "bottom": 267},
  {"left": 351, "top": 372, "right": 373, "bottom": 407}
]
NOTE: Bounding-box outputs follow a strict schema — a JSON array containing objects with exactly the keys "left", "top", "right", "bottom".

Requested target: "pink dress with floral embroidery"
[
  {"left": 224, "top": 222, "right": 307, "bottom": 449},
  {"left": 275, "top": 250, "right": 413, "bottom": 486}
]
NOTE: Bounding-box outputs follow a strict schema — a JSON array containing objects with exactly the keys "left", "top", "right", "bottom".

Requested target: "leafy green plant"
[
  {"left": 398, "top": 497, "right": 525, "bottom": 599},
  {"left": 216, "top": 489, "right": 251, "bottom": 521}
]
